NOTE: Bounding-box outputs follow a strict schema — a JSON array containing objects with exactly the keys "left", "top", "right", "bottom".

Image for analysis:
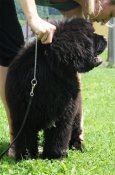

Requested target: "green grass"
[
  {"left": 0, "top": 66, "right": 115, "bottom": 175},
  {"left": 19, "top": 20, "right": 26, "bottom": 25},
  {"left": 100, "top": 49, "right": 108, "bottom": 61}
]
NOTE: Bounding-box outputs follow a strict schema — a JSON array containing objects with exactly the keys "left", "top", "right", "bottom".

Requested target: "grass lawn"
[{"left": 0, "top": 65, "right": 115, "bottom": 175}]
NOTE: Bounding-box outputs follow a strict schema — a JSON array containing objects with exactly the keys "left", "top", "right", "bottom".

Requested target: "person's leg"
[
  {"left": 0, "top": 66, "right": 13, "bottom": 142},
  {"left": 0, "top": 67, "right": 16, "bottom": 158},
  {"left": 0, "top": 0, "right": 24, "bottom": 156}
]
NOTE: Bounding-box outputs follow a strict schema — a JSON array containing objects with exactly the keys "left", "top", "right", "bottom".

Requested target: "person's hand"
[{"left": 28, "top": 16, "right": 56, "bottom": 44}]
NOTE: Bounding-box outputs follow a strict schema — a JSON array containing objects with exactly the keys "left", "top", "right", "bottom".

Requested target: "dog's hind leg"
[
  {"left": 69, "top": 91, "right": 85, "bottom": 152},
  {"left": 42, "top": 118, "right": 73, "bottom": 160},
  {"left": 69, "top": 113, "right": 85, "bottom": 152}
]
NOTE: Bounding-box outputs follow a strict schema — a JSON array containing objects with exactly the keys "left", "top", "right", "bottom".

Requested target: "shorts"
[{"left": 0, "top": 0, "right": 24, "bottom": 67}]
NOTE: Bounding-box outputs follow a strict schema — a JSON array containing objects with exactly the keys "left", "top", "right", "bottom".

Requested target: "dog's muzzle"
[{"left": 94, "top": 56, "right": 103, "bottom": 66}]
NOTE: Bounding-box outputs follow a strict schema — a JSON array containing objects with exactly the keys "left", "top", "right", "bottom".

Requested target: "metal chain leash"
[
  {"left": 30, "top": 35, "right": 38, "bottom": 96},
  {"left": 0, "top": 35, "right": 38, "bottom": 159}
]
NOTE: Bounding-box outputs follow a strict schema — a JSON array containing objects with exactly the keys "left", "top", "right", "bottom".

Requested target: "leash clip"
[{"left": 30, "top": 79, "right": 37, "bottom": 96}]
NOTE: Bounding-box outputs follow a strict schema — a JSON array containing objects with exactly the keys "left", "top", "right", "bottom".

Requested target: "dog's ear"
[
  {"left": 51, "top": 30, "right": 94, "bottom": 60},
  {"left": 50, "top": 18, "right": 95, "bottom": 66}
]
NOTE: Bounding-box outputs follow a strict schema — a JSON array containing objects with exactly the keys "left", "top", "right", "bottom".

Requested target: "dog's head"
[
  {"left": 48, "top": 18, "right": 107, "bottom": 75},
  {"left": 75, "top": 32, "right": 107, "bottom": 73}
]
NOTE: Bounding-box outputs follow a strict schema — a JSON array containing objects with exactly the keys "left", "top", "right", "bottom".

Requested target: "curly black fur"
[{"left": 5, "top": 18, "right": 107, "bottom": 160}]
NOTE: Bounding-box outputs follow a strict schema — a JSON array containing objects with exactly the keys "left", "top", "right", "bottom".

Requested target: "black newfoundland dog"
[{"left": 5, "top": 18, "right": 107, "bottom": 160}]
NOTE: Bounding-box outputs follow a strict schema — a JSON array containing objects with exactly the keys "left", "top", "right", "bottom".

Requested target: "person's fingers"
[
  {"left": 44, "top": 29, "right": 55, "bottom": 44},
  {"left": 44, "top": 24, "right": 56, "bottom": 43},
  {"left": 41, "top": 29, "right": 55, "bottom": 44},
  {"left": 41, "top": 31, "right": 50, "bottom": 43},
  {"left": 39, "top": 24, "right": 56, "bottom": 44},
  {"left": 31, "top": 18, "right": 56, "bottom": 44},
  {"left": 50, "top": 23, "right": 56, "bottom": 31}
]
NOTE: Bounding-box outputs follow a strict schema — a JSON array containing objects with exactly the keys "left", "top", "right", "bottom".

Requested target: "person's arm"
[{"left": 19, "top": 0, "right": 56, "bottom": 44}]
